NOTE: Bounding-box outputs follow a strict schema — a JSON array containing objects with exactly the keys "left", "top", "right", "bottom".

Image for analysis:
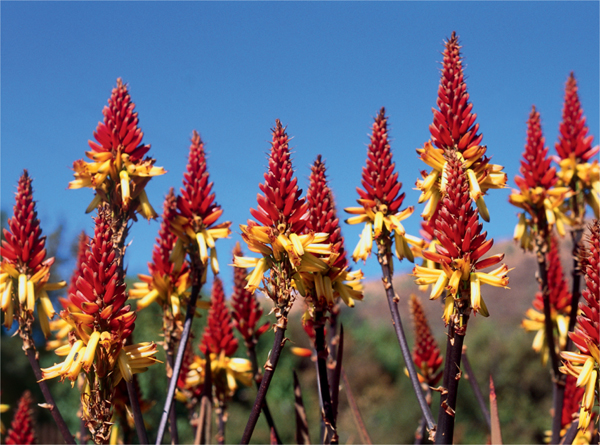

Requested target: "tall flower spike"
[
  {"left": 69, "top": 78, "right": 165, "bottom": 219},
  {"left": 129, "top": 188, "right": 193, "bottom": 316},
  {"left": 345, "top": 107, "right": 418, "bottom": 264},
  {"left": 1, "top": 171, "right": 66, "bottom": 337},
  {"left": 170, "top": 131, "right": 231, "bottom": 277},
  {"left": 40, "top": 208, "right": 159, "bottom": 442},
  {"left": 200, "top": 277, "right": 238, "bottom": 358},
  {"left": 555, "top": 72, "right": 600, "bottom": 219},
  {"left": 237, "top": 120, "right": 333, "bottom": 444},
  {"left": 409, "top": 294, "right": 443, "bottom": 386},
  {"left": 413, "top": 150, "right": 509, "bottom": 324},
  {"left": 304, "top": 155, "right": 364, "bottom": 310},
  {"left": 5, "top": 391, "right": 36, "bottom": 445},
  {"left": 230, "top": 242, "right": 270, "bottom": 348},
  {"left": 416, "top": 32, "right": 506, "bottom": 222},
  {"left": 234, "top": 120, "right": 331, "bottom": 299},
  {"left": 560, "top": 219, "right": 599, "bottom": 431},
  {"left": 509, "top": 106, "right": 571, "bottom": 250},
  {"left": 200, "top": 277, "right": 252, "bottom": 403},
  {"left": 522, "top": 234, "right": 572, "bottom": 363}
]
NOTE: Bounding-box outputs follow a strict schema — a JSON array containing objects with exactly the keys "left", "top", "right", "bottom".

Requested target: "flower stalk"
[
  {"left": 0, "top": 171, "right": 74, "bottom": 444},
  {"left": 346, "top": 108, "right": 436, "bottom": 438},
  {"left": 156, "top": 130, "right": 230, "bottom": 445}
]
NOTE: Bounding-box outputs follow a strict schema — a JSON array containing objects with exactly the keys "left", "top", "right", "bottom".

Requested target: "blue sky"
[{"left": 2, "top": 1, "right": 599, "bottom": 295}]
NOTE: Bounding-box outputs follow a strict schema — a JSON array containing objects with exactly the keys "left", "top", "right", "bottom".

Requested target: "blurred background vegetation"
[{"left": 1, "top": 213, "right": 562, "bottom": 444}]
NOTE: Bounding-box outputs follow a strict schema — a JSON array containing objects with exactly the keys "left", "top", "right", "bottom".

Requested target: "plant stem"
[
  {"left": 26, "top": 348, "right": 76, "bottom": 444},
  {"left": 125, "top": 377, "right": 149, "bottom": 444},
  {"left": 535, "top": 235, "right": 560, "bottom": 376},
  {"left": 461, "top": 346, "right": 491, "bottom": 430},
  {"left": 156, "top": 280, "right": 203, "bottom": 445},
  {"left": 315, "top": 314, "right": 338, "bottom": 444},
  {"left": 293, "top": 370, "right": 311, "bottom": 445},
  {"left": 330, "top": 324, "right": 344, "bottom": 423},
  {"left": 216, "top": 403, "right": 226, "bottom": 445},
  {"left": 436, "top": 324, "right": 466, "bottom": 444},
  {"left": 376, "top": 241, "right": 437, "bottom": 437},
  {"left": 559, "top": 420, "right": 579, "bottom": 445},
  {"left": 565, "top": 226, "right": 584, "bottom": 352},
  {"left": 165, "top": 353, "right": 179, "bottom": 445},
  {"left": 247, "top": 344, "right": 282, "bottom": 444},
  {"left": 534, "top": 234, "right": 563, "bottom": 444},
  {"left": 341, "top": 368, "right": 372, "bottom": 445},
  {"left": 194, "top": 353, "right": 212, "bottom": 445},
  {"left": 552, "top": 226, "right": 584, "bottom": 445},
  {"left": 241, "top": 324, "right": 287, "bottom": 444}
]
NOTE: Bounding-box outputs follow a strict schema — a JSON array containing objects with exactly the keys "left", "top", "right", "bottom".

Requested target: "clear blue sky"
[{"left": 2, "top": 1, "right": 599, "bottom": 295}]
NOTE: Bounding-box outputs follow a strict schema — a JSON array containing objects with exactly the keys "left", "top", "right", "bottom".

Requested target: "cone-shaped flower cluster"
[
  {"left": 182, "top": 278, "right": 252, "bottom": 402},
  {"left": 200, "top": 278, "right": 238, "bottom": 358},
  {"left": 230, "top": 242, "right": 270, "bottom": 348},
  {"left": 409, "top": 294, "right": 442, "bottom": 385},
  {"left": 510, "top": 107, "right": 571, "bottom": 249},
  {"left": 170, "top": 130, "right": 231, "bottom": 277},
  {"left": 413, "top": 150, "right": 509, "bottom": 324},
  {"left": 41, "top": 208, "right": 158, "bottom": 386},
  {"left": 555, "top": 73, "right": 599, "bottom": 219},
  {"left": 130, "top": 188, "right": 192, "bottom": 316},
  {"left": 522, "top": 235, "right": 572, "bottom": 363},
  {"left": 1, "top": 171, "right": 66, "bottom": 336},
  {"left": 303, "top": 155, "right": 363, "bottom": 310},
  {"left": 416, "top": 32, "right": 506, "bottom": 222},
  {"left": 234, "top": 120, "right": 332, "bottom": 306},
  {"left": 5, "top": 391, "right": 36, "bottom": 445},
  {"left": 69, "top": 78, "right": 165, "bottom": 219},
  {"left": 560, "top": 220, "right": 599, "bottom": 430},
  {"left": 345, "top": 108, "right": 417, "bottom": 263}
]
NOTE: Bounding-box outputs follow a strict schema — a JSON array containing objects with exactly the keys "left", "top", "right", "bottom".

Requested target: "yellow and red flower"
[
  {"left": 234, "top": 121, "right": 332, "bottom": 300},
  {"left": 416, "top": 32, "right": 506, "bottom": 222},
  {"left": 522, "top": 235, "right": 572, "bottom": 363},
  {"left": 178, "top": 278, "right": 252, "bottom": 403},
  {"left": 510, "top": 107, "right": 571, "bottom": 250},
  {"left": 409, "top": 294, "right": 443, "bottom": 386},
  {"left": 230, "top": 242, "right": 270, "bottom": 349},
  {"left": 413, "top": 150, "right": 509, "bottom": 324},
  {"left": 560, "top": 220, "right": 599, "bottom": 431},
  {"left": 345, "top": 108, "right": 418, "bottom": 263},
  {"left": 41, "top": 208, "right": 158, "bottom": 386},
  {"left": 68, "top": 78, "right": 165, "bottom": 219},
  {"left": 303, "top": 155, "right": 363, "bottom": 310},
  {"left": 129, "top": 188, "right": 194, "bottom": 317},
  {"left": 554, "top": 73, "right": 599, "bottom": 220},
  {"left": 1, "top": 171, "right": 66, "bottom": 335},
  {"left": 170, "top": 131, "right": 231, "bottom": 277}
]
